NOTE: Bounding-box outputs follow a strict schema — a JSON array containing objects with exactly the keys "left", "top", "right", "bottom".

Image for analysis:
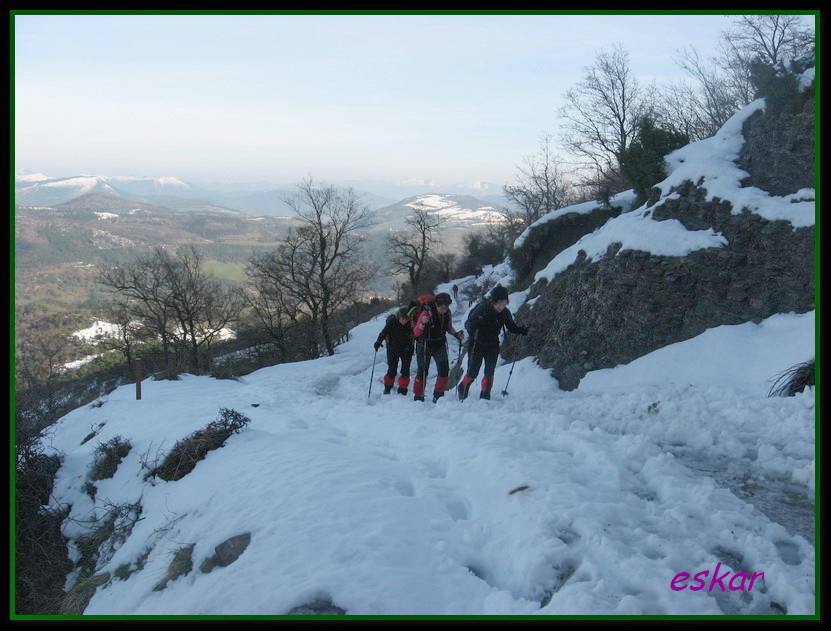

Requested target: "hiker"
[
  {"left": 452, "top": 284, "right": 459, "bottom": 301},
  {"left": 412, "top": 292, "right": 464, "bottom": 403},
  {"left": 458, "top": 285, "right": 528, "bottom": 401},
  {"left": 374, "top": 307, "right": 415, "bottom": 395}
]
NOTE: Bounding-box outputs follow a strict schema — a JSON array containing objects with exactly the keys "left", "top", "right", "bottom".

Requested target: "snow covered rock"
[
  {"left": 737, "top": 68, "right": 815, "bottom": 196},
  {"left": 505, "top": 87, "right": 814, "bottom": 391},
  {"left": 510, "top": 192, "right": 636, "bottom": 288}
]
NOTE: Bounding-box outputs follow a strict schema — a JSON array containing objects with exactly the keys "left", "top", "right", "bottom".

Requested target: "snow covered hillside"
[
  {"left": 15, "top": 174, "right": 190, "bottom": 207},
  {"left": 374, "top": 194, "right": 504, "bottom": 230},
  {"left": 45, "top": 287, "right": 815, "bottom": 615},
  {"left": 34, "top": 70, "right": 816, "bottom": 618}
]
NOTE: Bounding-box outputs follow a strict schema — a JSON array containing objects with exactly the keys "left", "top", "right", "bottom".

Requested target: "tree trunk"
[{"left": 321, "top": 315, "right": 335, "bottom": 356}]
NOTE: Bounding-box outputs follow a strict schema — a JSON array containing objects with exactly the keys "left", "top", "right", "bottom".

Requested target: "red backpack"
[{"left": 406, "top": 294, "right": 436, "bottom": 327}]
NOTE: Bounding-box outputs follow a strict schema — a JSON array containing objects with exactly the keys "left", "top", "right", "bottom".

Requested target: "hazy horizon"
[{"left": 13, "top": 12, "right": 814, "bottom": 188}]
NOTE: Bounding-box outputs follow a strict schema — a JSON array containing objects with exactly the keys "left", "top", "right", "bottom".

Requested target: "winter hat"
[
  {"left": 490, "top": 285, "right": 509, "bottom": 302},
  {"left": 435, "top": 292, "right": 452, "bottom": 305}
]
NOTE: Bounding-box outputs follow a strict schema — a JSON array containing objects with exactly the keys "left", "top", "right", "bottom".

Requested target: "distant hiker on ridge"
[
  {"left": 458, "top": 285, "right": 528, "bottom": 401},
  {"left": 412, "top": 292, "right": 464, "bottom": 403},
  {"left": 452, "top": 284, "right": 459, "bottom": 301},
  {"left": 374, "top": 307, "right": 415, "bottom": 395}
]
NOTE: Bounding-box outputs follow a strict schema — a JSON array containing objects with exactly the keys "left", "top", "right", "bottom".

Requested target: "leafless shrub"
[
  {"left": 89, "top": 436, "right": 131, "bottom": 481},
  {"left": 147, "top": 408, "right": 251, "bottom": 482},
  {"left": 72, "top": 500, "right": 143, "bottom": 574}
]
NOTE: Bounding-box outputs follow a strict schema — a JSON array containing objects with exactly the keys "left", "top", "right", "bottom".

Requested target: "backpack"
[
  {"left": 406, "top": 294, "right": 436, "bottom": 327},
  {"left": 465, "top": 302, "right": 490, "bottom": 337}
]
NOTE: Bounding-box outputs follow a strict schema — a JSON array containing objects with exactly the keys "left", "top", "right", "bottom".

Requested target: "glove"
[
  {"left": 518, "top": 326, "right": 529, "bottom": 336},
  {"left": 455, "top": 331, "right": 464, "bottom": 341},
  {"left": 374, "top": 341, "right": 382, "bottom": 351}
]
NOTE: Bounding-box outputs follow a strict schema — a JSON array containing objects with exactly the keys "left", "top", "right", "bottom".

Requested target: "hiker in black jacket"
[
  {"left": 458, "top": 285, "right": 528, "bottom": 400},
  {"left": 374, "top": 308, "right": 415, "bottom": 395}
]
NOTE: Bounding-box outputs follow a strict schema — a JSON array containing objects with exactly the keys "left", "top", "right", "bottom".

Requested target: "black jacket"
[
  {"left": 465, "top": 302, "right": 524, "bottom": 348},
  {"left": 376, "top": 316, "right": 414, "bottom": 352}
]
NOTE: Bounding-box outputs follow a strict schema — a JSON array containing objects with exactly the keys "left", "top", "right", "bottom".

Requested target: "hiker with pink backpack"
[{"left": 410, "top": 292, "right": 464, "bottom": 403}]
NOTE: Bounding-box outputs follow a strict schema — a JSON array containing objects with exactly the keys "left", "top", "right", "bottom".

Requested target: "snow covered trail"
[{"left": 46, "top": 311, "right": 815, "bottom": 616}]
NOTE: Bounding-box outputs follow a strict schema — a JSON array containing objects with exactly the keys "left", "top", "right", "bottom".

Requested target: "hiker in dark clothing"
[
  {"left": 458, "top": 285, "right": 528, "bottom": 400},
  {"left": 374, "top": 308, "right": 415, "bottom": 395},
  {"left": 452, "top": 284, "right": 459, "bottom": 301},
  {"left": 412, "top": 292, "right": 464, "bottom": 403}
]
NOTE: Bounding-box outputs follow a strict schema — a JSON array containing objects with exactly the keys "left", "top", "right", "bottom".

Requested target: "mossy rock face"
[
  {"left": 506, "top": 183, "right": 814, "bottom": 391},
  {"left": 61, "top": 572, "right": 110, "bottom": 615}
]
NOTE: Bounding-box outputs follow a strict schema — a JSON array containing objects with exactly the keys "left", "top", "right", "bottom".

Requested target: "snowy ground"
[{"left": 44, "top": 303, "right": 815, "bottom": 616}]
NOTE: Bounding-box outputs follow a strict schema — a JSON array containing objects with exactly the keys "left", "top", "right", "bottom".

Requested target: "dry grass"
[
  {"left": 60, "top": 571, "right": 110, "bottom": 615},
  {"left": 153, "top": 544, "right": 195, "bottom": 592},
  {"left": 147, "top": 408, "right": 251, "bottom": 482},
  {"left": 768, "top": 358, "right": 815, "bottom": 397}
]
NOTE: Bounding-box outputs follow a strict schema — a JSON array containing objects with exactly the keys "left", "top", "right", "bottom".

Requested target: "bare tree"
[
  {"left": 99, "top": 250, "right": 176, "bottom": 368},
  {"left": 99, "top": 298, "right": 147, "bottom": 369},
  {"left": 668, "top": 47, "right": 746, "bottom": 140},
  {"left": 273, "top": 177, "right": 375, "bottom": 356},
  {"left": 158, "top": 245, "right": 245, "bottom": 371},
  {"left": 99, "top": 246, "right": 244, "bottom": 372},
  {"left": 558, "top": 43, "right": 656, "bottom": 194},
  {"left": 246, "top": 252, "right": 308, "bottom": 361},
  {"left": 503, "top": 133, "right": 576, "bottom": 227},
  {"left": 15, "top": 327, "right": 75, "bottom": 424},
  {"left": 723, "top": 15, "right": 814, "bottom": 70},
  {"left": 433, "top": 252, "right": 458, "bottom": 284},
  {"left": 387, "top": 205, "right": 446, "bottom": 293},
  {"left": 662, "top": 16, "right": 814, "bottom": 141},
  {"left": 496, "top": 132, "right": 577, "bottom": 247}
]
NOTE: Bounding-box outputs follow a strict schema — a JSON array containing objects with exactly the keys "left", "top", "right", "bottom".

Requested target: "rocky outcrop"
[
  {"left": 287, "top": 599, "right": 347, "bottom": 615},
  {"left": 504, "top": 183, "right": 814, "bottom": 390},
  {"left": 504, "top": 78, "right": 815, "bottom": 391},
  {"left": 738, "top": 80, "right": 815, "bottom": 196},
  {"left": 509, "top": 205, "right": 622, "bottom": 288},
  {"left": 200, "top": 532, "right": 252, "bottom": 573}
]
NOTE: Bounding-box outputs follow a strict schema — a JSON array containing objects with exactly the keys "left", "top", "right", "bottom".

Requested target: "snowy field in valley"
[{"left": 45, "top": 302, "right": 815, "bottom": 616}]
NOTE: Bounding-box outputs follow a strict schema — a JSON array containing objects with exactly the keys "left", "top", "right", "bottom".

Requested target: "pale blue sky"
[{"left": 13, "top": 12, "right": 808, "bottom": 188}]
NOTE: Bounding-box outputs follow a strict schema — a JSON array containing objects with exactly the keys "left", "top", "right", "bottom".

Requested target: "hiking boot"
[
  {"left": 383, "top": 384, "right": 393, "bottom": 395},
  {"left": 397, "top": 387, "right": 408, "bottom": 395},
  {"left": 457, "top": 383, "right": 467, "bottom": 401},
  {"left": 414, "top": 395, "right": 425, "bottom": 402},
  {"left": 432, "top": 391, "right": 444, "bottom": 403},
  {"left": 479, "top": 391, "right": 491, "bottom": 400}
]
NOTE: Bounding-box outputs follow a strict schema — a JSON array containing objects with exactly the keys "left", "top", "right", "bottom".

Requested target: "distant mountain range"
[
  {"left": 15, "top": 175, "right": 510, "bottom": 281},
  {"left": 14, "top": 173, "right": 509, "bottom": 216},
  {"left": 14, "top": 174, "right": 511, "bottom": 316}
]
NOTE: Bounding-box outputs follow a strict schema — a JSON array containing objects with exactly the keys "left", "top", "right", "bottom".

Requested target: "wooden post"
[{"left": 135, "top": 359, "right": 142, "bottom": 400}]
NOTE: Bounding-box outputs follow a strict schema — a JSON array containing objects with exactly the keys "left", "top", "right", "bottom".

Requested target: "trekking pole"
[
  {"left": 455, "top": 337, "right": 463, "bottom": 381},
  {"left": 501, "top": 357, "right": 518, "bottom": 396},
  {"left": 368, "top": 347, "right": 379, "bottom": 398},
  {"left": 501, "top": 332, "right": 517, "bottom": 396}
]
